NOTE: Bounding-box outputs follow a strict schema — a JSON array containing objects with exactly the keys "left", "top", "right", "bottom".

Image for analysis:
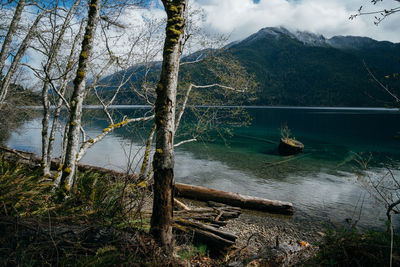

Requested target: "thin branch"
[
  {"left": 175, "top": 82, "right": 247, "bottom": 131},
  {"left": 47, "top": 78, "right": 70, "bottom": 110},
  {"left": 94, "top": 87, "right": 113, "bottom": 124},
  {"left": 20, "top": 63, "right": 46, "bottom": 81},
  {"left": 76, "top": 115, "right": 154, "bottom": 161},
  {"left": 174, "top": 138, "right": 197, "bottom": 147},
  {"left": 363, "top": 60, "right": 400, "bottom": 104},
  {"left": 180, "top": 52, "right": 204, "bottom": 66},
  {"left": 100, "top": 15, "right": 126, "bottom": 29},
  {"left": 192, "top": 83, "right": 247, "bottom": 93},
  {"left": 175, "top": 83, "right": 193, "bottom": 131}
]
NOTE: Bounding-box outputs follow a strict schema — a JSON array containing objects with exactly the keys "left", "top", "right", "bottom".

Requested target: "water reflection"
[{"left": 3, "top": 107, "right": 400, "bottom": 230}]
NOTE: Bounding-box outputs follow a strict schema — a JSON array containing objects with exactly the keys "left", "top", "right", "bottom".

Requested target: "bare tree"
[
  {"left": 150, "top": 0, "right": 188, "bottom": 252},
  {"left": 53, "top": 0, "right": 151, "bottom": 192},
  {"left": 0, "top": 0, "right": 25, "bottom": 78},
  {"left": 0, "top": 2, "right": 50, "bottom": 107},
  {"left": 58, "top": 0, "right": 103, "bottom": 193},
  {"left": 39, "top": 0, "right": 82, "bottom": 176}
]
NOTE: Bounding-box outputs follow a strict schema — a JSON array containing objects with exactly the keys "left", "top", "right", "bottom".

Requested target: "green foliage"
[
  {"left": 0, "top": 157, "right": 179, "bottom": 266},
  {"left": 0, "top": 156, "right": 148, "bottom": 223},
  {"left": 0, "top": 159, "right": 53, "bottom": 216},
  {"left": 177, "top": 244, "right": 208, "bottom": 260},
  {"left": 308, "top": 226, "right": 400, "bottom": 266}
]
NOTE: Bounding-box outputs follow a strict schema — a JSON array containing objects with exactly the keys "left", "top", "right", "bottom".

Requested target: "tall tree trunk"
[
  {"left": 0, "top": 0, "right": 25, "bottom": 76},
  {"left": 0, "top": 9, "right": 45, "bottom": 106},
  {"left": 51, "top": 20, "right": 85, "bottom": 187},
  {"left": 150, "top": 0, "right": 188, "bottom": 252},
  {"left": 41, "top": 0, "right": 81, "bottom": 176},
  {"left": 58, "top": 0, "right": 102, "bottom": 193}
]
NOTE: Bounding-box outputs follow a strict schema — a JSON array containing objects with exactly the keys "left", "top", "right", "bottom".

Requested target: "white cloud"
[
  {"left": 194, "top": 0, "right": 400, "bottom": 42},
  {"left": 6, "top": 0, "right": 400, "bottom": 87}
]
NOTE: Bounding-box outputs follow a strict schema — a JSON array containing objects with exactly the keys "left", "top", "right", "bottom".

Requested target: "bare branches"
[
  {"left": 190, "top": 83, "right": 247, "bottom": 93},
  {"left": 174, "top": 138, "right": 197, "bottom": 148},
  {"left": 76, "top": 114, "right": 154, "bottom": 162},
  {"left": 100, "top": 15, "right": 126, "bottom": 29},
  {"left": 363, "top": 60, "right": 400, "bottom": 105},
  {"left": 180, "top": 52, "right": 204, "bottom": 66},
  {"left": 350, "top": 1, "right": 400, "bottom": 25}
]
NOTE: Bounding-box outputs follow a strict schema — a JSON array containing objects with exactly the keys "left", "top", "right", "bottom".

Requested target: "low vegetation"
[
  {"left": 0, "top": 157, "right": 180, "bottom": 266},
  {"left": 307, "top": 226, "right": 400, "bottom": 266}
]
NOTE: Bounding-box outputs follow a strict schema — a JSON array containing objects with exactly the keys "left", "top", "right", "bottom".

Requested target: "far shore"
[{"left": 16, "top": 104, "right": 400, "bottom": 111}]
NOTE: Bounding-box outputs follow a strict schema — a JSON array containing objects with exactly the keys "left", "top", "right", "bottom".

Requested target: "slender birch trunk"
[
  {"left": 0, "top": 10, "right": 46, "bottom": 105},
  {"left": 48, "top": 19, "right": 85, "bottom": 176},
  {"left": 139, "top": 123, "right": 156, "bottom": 180},
  {"left": 0, "top": 0, "right": 25, "bottom": 76},
  {"left": 58, "top": 0, "right": 102, "bottom": 193},
  {"left": 150, "top": 0, "right": 188, "bottom": 251},
  {"left": 41, "top": 0, "right": 81, "bottom": 176}
]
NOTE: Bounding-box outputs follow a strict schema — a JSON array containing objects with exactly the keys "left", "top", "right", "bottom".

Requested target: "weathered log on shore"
[
  {"left": 0, "top": 146, "right": 294, "bottom": 215},
  {"left": 174, "top": 183, "right": 294, "bottom": 215},
  {"left": 0, "top": 146, "right": 139, "bottom": 181},
  {"left": 174, "top": 218, "right": 237, "bottom": 251},
  {"left": 174, "top": 206, "right": 242, "bottom": 224}
]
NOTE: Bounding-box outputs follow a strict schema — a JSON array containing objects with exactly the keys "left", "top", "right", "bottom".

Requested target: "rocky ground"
[{"left": 174, "top": 198, "right": 327, "bottom": 266}]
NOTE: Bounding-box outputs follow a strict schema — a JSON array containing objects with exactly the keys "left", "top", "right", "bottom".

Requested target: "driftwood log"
[
  {"left": 173, "top": 202, "right": 241, "bottom": 251},
  {"left": 175, "top": 183, "right": 294, "bottom": 215},
  {"left": 174, "top": 206, "right": 242, "bottom": 225},
  {"left": 1, "top": 146, "right": 294, "bottom": 215},
  {"left": 174, "top": 218, "right": 237, "bottom": 251}
]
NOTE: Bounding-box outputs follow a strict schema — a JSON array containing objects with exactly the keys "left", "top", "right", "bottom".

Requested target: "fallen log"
[
  {"left": 0, "top": 146, "right": 139, "bottom": 181},
  {"left": 175, "top": 219, "right": 237, "bottom": 242},
  {"left": 174, "top": 183, "right": 294, "bottom": 215},
  {"left": 174, "top": 218, "right": 237, "bottom": 251},
  {"left": 0, "top": 146, "right": 294, "bottom": 215}
]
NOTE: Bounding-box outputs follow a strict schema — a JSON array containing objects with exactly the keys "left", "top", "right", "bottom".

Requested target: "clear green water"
[{"left": 6, "top": 107, "right": 400, "bottom": 229}]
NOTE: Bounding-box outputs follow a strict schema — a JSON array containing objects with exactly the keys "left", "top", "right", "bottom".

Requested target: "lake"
[{"left": 5, "top": 106, "right": 400, "bottom": 230}]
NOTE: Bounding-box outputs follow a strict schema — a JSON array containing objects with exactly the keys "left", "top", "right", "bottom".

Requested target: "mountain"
[
  {"left": 94, "top": 27, "right": 400, "bottom": 107},
  {"left": 226, "top": 27, "right": 400, "bottom": 106}
]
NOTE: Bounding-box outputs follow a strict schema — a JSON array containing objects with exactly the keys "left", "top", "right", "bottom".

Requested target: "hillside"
[
  {"left": 227, "top": 27, "right": 400, "bottom": 107},
  {"left": 93, "top": 27, "right": 400, "bottom": 107}
]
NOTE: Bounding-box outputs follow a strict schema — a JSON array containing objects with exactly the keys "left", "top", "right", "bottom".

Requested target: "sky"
[
  {"left": 6, "top": 0, "right": 400, "bottom": 88},
  {"left": 184, "top": 0, "right": 400, "bottom": 42}
]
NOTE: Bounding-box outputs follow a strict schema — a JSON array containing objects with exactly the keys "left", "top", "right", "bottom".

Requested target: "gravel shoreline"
[{"left": 176, "top": 198, "right": 327, "bottom": 265}]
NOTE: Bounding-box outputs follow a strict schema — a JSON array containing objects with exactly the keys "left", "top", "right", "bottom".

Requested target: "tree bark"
[
  {"left": 0, "top": 9, "right": 45, "bottom": 106},
  {"left": 150, "top": 0, "right": 188, "bottom": 252},
  {"left": 47, "top": 19, "right": 85, "bottom": 182},
  {"left": 0, "top": 0, "right": 25, "bottom": 76},
  {"left": 139, "top": 123, "right": 156, "bottom": 180},
  {"left": 58, "top": 0, "right": 102, "bottom": 193},
  {"left": 42, "top": 0, "right": 82, "bottom": 176}
]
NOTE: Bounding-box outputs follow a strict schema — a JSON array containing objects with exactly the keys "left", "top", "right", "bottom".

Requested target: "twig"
[
  {"left": 264, "top": 153, "right": 308, "bottom": 168},
  {"left": 363, "top": 60, "right": 400, "bottom": 104}
]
